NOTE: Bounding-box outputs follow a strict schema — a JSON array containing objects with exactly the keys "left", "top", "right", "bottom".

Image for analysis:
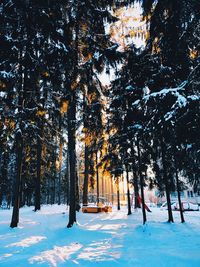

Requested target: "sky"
[{"left": 100, "top": 2, "right": 147, "bottom": 86}]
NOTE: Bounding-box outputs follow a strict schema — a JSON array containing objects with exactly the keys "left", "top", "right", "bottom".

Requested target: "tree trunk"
[
  {"left": 35, "top": 126, "right": 42, "bottom": 211},
  {"left": 1, "top": 151, "right": 8, "bottom": 205},
  {"left": 96, "top": 151, "right": 99, "bottom": 205},
  {"left": 160, "top": 134, "right": 174, "bottom": 223},
  {"left": 67, "top": 2, "right": 80, "bottom": 227},
  {"left": 51, "top": 176, "right": 56, "bottom": 205},
  {"left": 58, "top": 171, "right": 61, "bottom": 205},
  {"left": 47, "top": 178, "right": 50, "bottom": 204},
  {"left": 76, "top": 172, "right": 80, "bottom": 211},
  {"left": 165, "top": 188, "right": 173, "bottom": 222},
  {"left": 133, "top": 170, "right": 140, "bottom": 209},
  {"left": 58, "top": 121, "right": 63, "bottom": 205},
  {"left": 20, "top": 176, "right": 25, "bottom": 208},
  {"left": 65, "top": 151, "right": 70, "bottom": 205},
  {"left": 82, "top": 144, "right": 89, "bottom": 206},
  {"left": 111, "top": 177, "right": 114, "bottom": 205},
  {"left": 131, "top": 146, "right": 140, "bottom": 209},
  {"left": 137, "top": 137, "right": 147, "bottom": 225},
  {"left": 67, "top": 90, "right": 77, "bottom": 228},
  {"left": 116, "top": 177, "right": 120, "bottom": 210},
  {"left": 102, "top": 175, "right": 104, "bottom": 199},
  {"left": 10, "top": 130, "right": 23, "bottom": 228},
  {"left": 126, "top": 166, "right": 132, "bottom": 215},
  {"left": 177, "top": 180, "right": 185, "bottom": 222},
  {"left": 174, "top": 157, "right": 185, "bottom": 223}
]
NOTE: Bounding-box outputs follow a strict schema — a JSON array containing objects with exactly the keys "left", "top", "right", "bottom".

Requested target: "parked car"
[
  {"left": 160, "top": 201, "right": 176, "bottom": 210},
  {"left": 174, "top": 202, "right": 199, "bottom": 211},
  {"left": 161, "top": 201, "right": 199, "bottom": 211}
]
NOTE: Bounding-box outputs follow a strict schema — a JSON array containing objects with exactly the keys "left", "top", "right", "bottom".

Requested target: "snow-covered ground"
[{"left": 0, "top": 205, "right": 200, "bottom": 267}]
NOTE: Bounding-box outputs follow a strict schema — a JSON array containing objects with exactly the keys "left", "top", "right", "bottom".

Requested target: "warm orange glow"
[
  {"left": 189, "top": 49, "right": 198, "bottom": 59},
  {"left": 71, "top": 81, "right": 78, "bottom": 90},
  {"left": 152, "top": 37, "right": 161, "bottom": 54},
  {"left": 84, "top": 132, "right": 95, "bottom": 146},
  {"left": 60, "top": 100, "right": 69, "bottom": 114},
  {"left": 110, "top": 4, "right": 147, "bottom": 50},
  {"left": 87, "top": 92, "right": 97, "bottom": 103},
  {"left": 4, "top": 118, "right": 15, "bottom": 130},
  {"left": 0, "top": 81, "right": 6, "bottom": 89},
  {"left": 55, "top": 160, "right": 60, "bottom": 171},
  {"left": 36, "top": 110, "right": 46, "bottom": 117},
  {"left": 42, "top": 72, "right": 50, "bottom": 78}
]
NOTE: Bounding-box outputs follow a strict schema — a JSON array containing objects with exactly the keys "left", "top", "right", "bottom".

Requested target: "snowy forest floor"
[{"left": 0, "top": 205, "right": 200, "bottom": 267}]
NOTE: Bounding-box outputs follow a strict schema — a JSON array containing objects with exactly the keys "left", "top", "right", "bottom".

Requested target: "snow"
[
  {"left": 93, "top": 52, "right": 100, "bottom": 61},
  {"left": 187, "top": 95, "right": 200, "bottom": 101},
  {"left": 0, "top": 92, "right": 7, "bottom": 98},
  {"left": 125, "top": 85, "right": 134, "bottom": 91},
  {"left": 144, "top": 81, "right": 187, "bottom": 103},
  {"left": 0, "top": 205, "right": 200, "bottom": 267},
  {"left": 0, "top": 71, "right": 15, "bottom": 79}
]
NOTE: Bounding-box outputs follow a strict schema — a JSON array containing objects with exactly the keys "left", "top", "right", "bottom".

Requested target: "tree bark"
[
  {"left": 126, "top": 166, "right": 132, "bottom": 215},
  {"left": 111, "top": 176, "right": 114, "bottom": 205},
  {"left": 76, "top": 172, "right": 80, "bottom": 211},
  {"left": 35, "top": 123, "right": 42, "bottom": 211},
  {"left": 10, "top": 130, "right": 23, "bottom": 228},
  {"left": 131, "top": 146, "right": 140, "bottom": 209},
  {"left": 116, "top": 177, "right": 120, "bottom": 210},
  {"left": 58, "top": 116, "right": 63, "bottom": 205},
  {"left": 65, "top": 150, "right": 70, "bottom": 205},
  {"left": 133, "top": 170, "right": 140, "bottom": 209},
  {"left": 96, "top": 151, "right": 99, "bottom": 205},
  {"left": 82, "top": 144, "right": 89, "bottom": 206},
  {"left": 67, "top": 2, "right": 79, "bottom": 227},
  {"left": 137, "top": 137, "right": 147, "bottom": 225},
  {"left": 67, "top": 90, "right": 77, "bottom": 228},
  {"left": 160, "top": 134, "right": 174, "bottom": 223},
  {"left": 174, "top": 156, "right": 185, "bottom": 223}
]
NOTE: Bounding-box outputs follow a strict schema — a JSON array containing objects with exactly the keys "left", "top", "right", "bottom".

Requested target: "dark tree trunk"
[
  {"left": 111, "top": 177, "right": 114, "bottom": 205},
  {"left": 10, "top": 130, "right": 23, "bottom": 228},
  {"left": 51, "top": 177, "right": 56, "bottom": 205},
  {"left": 116, "top": 177, "right": 120, "bottom": 210},
  {"left": 133, "top": 170, "right": 140, "bottom": 209},
  {"left": 102, "top": 175, "right": 104, "bottom": 198},
  {"left": 67, "top": 90, "right": 77, "bottom": 228},
  {"left": 134, "top": 179, "right": 140, "bottom": 209},
  {"left": 67, "top": 3, "right": 80, "bottom": 227},
  {"left": 82, "top": 89, "right": 89, "bottom": 206},
  {"left": 131, "top": 146, "right": 140, "bottom": 209},
  {"left": 58, "top": 113, "right": 64, "bottom": 205},
  {"left": 160, "top": 134, "right": 174, "bottom": 223},
  {"left": 165, "top": 188, "right": 173, "bottom": 222},
  {"left": 137, "top": 137, "right": 147, "bottom": 225},
  {"left": 174, "top": 157, "right": 185, "bottom": 223},
  {"left": 1, "top": 151, "right": 8, "bottom": 205},
  {"left": 20, "top": 176, "right": 25, "bottom": 208},
  {"left": 96, "top": 151, "right": 99, "bottom": 205},
  {"left": 58, "top": 172, "right": 61, "bottom": 205},
  {"left": 126, "top": 166, "right": 132, "bottom": 215},
  {"left": 35, "top": 126, "right": 42, "bottom": 211},
  {"left": 58, "top": 121, "right": 63, "bottom": 205},
  {"left": 65, "top": 151, "right": 70, "bottom": 205},
  {"left": 47, "top": 178, "right": 50, "bottom": 204},
  {"left": 76, "top": 172, "right": 80, "bottom": 211},
  {"left": 83, "top": 144, "right": 89, "bottom": 206},
  {"left": 176, "top": 171, "right": 185, "bottom": 223}
]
